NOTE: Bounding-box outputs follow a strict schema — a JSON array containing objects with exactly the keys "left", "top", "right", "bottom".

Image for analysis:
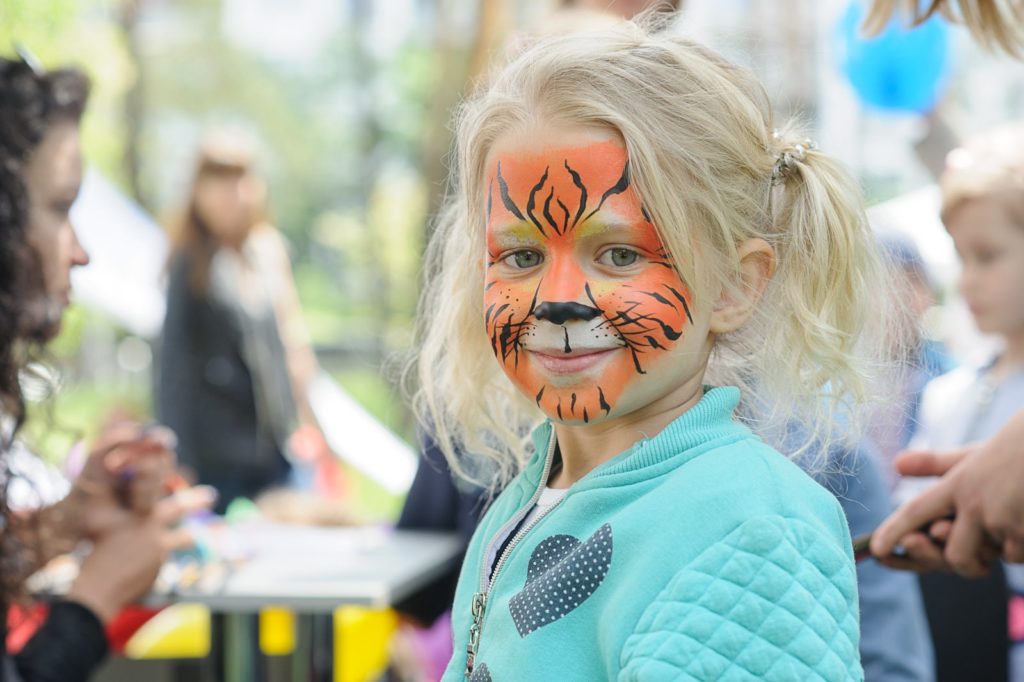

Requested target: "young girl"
[{"left": 414, "top": 20, "right": 887, "bottom": 680}]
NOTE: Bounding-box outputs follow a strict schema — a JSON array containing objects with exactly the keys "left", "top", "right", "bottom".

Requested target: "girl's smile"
[{"left": 529, "top": 346, "right": 618, "bottom": 376}]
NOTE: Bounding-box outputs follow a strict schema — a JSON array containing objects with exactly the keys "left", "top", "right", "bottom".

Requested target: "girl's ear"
[{"left": 709, "top": 238, "right": 776, "bottom": 334}]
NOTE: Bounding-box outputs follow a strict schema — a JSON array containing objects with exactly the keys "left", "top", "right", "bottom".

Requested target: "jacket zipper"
[{"left": 464, "top": 430, "right": 560, "bottom": 679}]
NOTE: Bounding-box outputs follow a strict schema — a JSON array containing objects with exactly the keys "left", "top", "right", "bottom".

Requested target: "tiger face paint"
[{"left": 484, "top": 127, "right": 697, "bottom": 424}]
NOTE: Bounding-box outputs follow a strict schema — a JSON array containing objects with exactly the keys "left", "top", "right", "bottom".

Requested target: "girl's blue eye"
[
  {"left": 504, "top": 250, "right": 543, "bottom": 269},
  {"left": 599, "top": 248, "right": 639, "bottom": 267}
]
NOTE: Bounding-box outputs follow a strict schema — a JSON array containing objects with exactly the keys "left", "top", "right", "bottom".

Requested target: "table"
[
  {"left": 36, "top": 526, "right": 463, "bottom": 682},
  {"left": 167, "top": 525, "right": 462, "bottom": 682},
  {"left": 153, "top": 525, "right": 462, "bottom": 612}
]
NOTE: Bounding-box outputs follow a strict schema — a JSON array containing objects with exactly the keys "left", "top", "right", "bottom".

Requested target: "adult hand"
[
  {"left": 871, "top": 410, "right": 1024, "bottom": 574},
  {"left": 25, "top": 423, "right": 178, "bottom": 570},
  {"left": 64, "top": 484, "right": 216, "bottom": 624},
  {"left": 873, "top": 515, "right": 1002, "bottom": 574},
  {"left": 66, "top": 422, "right": 178, "bottom": 540},
  {"left": 65, "top": 517, "right": 165, "bottom": 624}
]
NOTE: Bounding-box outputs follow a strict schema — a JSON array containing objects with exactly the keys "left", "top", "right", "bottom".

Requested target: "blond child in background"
[{"left": 893, "top": 122, "right": 1024, "bottom": 682}]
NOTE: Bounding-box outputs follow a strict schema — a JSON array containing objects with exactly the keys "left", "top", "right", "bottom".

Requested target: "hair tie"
[{"left": 771, "top": 130, "right": 818, "bottom": 185}]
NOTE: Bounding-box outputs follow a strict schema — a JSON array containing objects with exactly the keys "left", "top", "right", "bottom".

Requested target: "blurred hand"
[
  {"left": 872, "top": 410, "right": 1024, "bottom": 574},
  {"left": 873, "top": 517, "right": 1002, "bottom": 575},
  {"left": 874, "top": 530, "right": 950, "bottom": 573},
  {"left": 64, "top": 484, "right": 216, "bottom": 624},
  {"left": 66, "top": 422, "right": 178, "bottom": 540},
  {"left": 289, "top": 424, "right": 347, "bottom": 498},
  {"left": 154, "top": 484, "right": 219, "bottom": 550},
  {"left": 66, "top": 517, "right": 165, "bottom": 624},
  {"left": 289, "top": 423, "right": 331, "bottom": 463}
]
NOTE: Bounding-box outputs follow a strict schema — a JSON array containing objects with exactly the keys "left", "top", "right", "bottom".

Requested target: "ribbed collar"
[{"left": 523, "top": 386, "right": 751, "bottom": 492}]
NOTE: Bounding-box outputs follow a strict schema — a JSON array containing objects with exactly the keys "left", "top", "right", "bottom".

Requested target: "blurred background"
[{"left": 1, "top": 0, "right": 1022, "bottom": 514}]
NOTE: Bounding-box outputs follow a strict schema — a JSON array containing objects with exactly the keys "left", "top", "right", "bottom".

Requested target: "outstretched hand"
[{"left": 871, "top": 411, "right": 1024, "bottom": 575}]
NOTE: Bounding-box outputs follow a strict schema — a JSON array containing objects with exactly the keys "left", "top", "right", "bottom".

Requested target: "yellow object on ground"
[
  {"left": 259, "top": 607, "right": 296, "bottom": 656},
  {"left": 123, "top": 603, "right": 212, "bottom": 659},
  {"left": 333, "top": 606, "right": 398, "bottom": 682},
  {"left": 122, "top": 600, "right": 397, "bottom": 678}
]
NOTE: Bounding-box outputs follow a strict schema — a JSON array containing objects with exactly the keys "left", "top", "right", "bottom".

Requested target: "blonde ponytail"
[{"left": 710, "top": 125, "right": 896, "bottom": 470}]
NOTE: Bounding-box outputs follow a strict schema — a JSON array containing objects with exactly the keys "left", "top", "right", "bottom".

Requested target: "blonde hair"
[
  {"left": 411, "top": 21, "right": 892, "bottom": 488},
  {"left": 864, "top": 0, "right": 1024, "bottom": 57},
  {"left": 940, "top": 121, "right": 1024, "bottom": 224}
]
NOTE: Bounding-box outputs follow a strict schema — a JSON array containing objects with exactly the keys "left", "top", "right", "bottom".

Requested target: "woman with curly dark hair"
[{"left": 0, "top": 53, "right": 208, "bottom": 681}]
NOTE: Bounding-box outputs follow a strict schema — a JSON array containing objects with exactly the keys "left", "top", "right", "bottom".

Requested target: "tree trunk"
[
  {"left": 420, "top": 0, "right": 509, "bottom": 244},
  {"left": 119, "top": 0, "right": 148, "bottom": 209}
]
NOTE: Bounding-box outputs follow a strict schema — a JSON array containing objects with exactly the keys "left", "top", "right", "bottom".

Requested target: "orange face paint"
[{"left": 484, "top": 138, "right": 693, "bottom": 423}]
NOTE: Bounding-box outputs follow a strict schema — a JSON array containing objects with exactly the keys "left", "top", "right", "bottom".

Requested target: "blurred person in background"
[
  {"left": 158, "top": 135, "right": 334, "bottom": 514},
  {"left": 865, "top": 0, "right": 1024, "bottom": 573},
  {"left": 867, "top": 231, "right": 954, "bottom": 486},
  {"left": 866, "top": 0, "right": 1024, "bottom": 593},
  {"left": 0, "top": 53, "right": 209, "bottom": 682},
  {"left": 879, "top": 123, "right": 1024, "bottom": 681},
  {"left": 818, "top": 441, "right": 936, "bottom": 681}
]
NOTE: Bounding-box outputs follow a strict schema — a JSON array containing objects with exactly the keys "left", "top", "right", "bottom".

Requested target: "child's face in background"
[
  {"left": 945, "top": 194, "right": 1024, "bottom": 338},
  {"left": 483, "top": 125, "right": 709, "bottom": 425}
]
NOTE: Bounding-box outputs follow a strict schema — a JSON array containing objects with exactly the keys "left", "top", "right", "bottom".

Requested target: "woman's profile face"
[{"left": 23, "top": 119, "right": 90, "bottom": 339}]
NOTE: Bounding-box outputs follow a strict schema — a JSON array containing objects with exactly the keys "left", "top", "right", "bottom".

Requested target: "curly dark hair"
[
  {"left": 0, "top": 55, "right": 90, "bottom": 611},
  {"left": 0, "top": 57, "right": 89, "bottom": 436}
]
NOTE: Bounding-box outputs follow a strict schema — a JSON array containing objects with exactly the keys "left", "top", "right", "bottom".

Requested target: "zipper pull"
[{"left": 465, "top": 592, "right": 487, "bottom": 678}]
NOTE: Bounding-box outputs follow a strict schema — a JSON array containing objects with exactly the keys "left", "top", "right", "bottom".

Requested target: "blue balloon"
[{"left": 837, "top": 1, "right": 951, "bottom": 113}]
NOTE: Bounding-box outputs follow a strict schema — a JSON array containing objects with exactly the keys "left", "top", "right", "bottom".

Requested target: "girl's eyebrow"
[
  {"left": 576, "top": 218, "right": 643, "bottom": 238},
  {"left": 488, "top": 222, "right": 543, "bottom": 244}
]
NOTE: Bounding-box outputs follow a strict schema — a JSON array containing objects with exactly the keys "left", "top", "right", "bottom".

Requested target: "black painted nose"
[{"left": 534, "top": 301, "right": 602, "bottom": 325}]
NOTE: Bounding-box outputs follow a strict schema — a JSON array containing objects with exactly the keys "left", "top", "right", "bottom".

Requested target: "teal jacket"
[{"left": 444, "top": 387, "right": 863, "bottom": 681}]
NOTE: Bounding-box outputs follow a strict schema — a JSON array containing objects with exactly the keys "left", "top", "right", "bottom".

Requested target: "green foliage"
[
  {"left": 331, "top": 366, "right": 410, "bottom": 521},
  {"left": 0, "top": 0, "right": 96, "bottom": 58},
  {"left": 23, "top": 380, "right": 150, "bottom": 466},
  {"left": 134, "top": 2, "right": 436, "bottom": 374},
  {"left": 0, "top": 0, "right": 134, "bottom": 188},
  {"left": 343, "top": 465, "right": 405, "bottom": 522},
  {"left": 333, "top": 366, "right": 410, "bottom": 441},
  {"left": 21, "top": 307, "right": 152, "bottom": 464}
]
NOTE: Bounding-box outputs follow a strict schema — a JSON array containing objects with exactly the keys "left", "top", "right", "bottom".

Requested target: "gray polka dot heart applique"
[
  {"left": 509, "top": 524, "right": 613, "bottom": 637},
  {"left": 469, "top": 663, "right": 492, "bottom": 681}
]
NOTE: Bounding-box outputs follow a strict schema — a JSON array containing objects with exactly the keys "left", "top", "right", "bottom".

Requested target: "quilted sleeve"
[{"left": 618, "top": 515, "right": 862, "bottom": 681}]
